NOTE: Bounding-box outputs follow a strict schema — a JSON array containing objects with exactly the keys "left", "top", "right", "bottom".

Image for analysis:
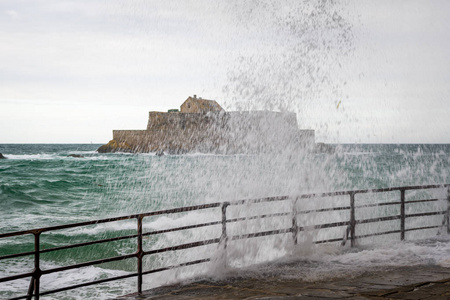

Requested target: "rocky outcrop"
[
  {"left": 0, "top": 153, "right": 6, "bottom": 159},
  {"left": 67, "top": 154, "right": 84, "bottom": 158},
  {"left": 97, "top": 140, "right": 133, "bottom": 153}
]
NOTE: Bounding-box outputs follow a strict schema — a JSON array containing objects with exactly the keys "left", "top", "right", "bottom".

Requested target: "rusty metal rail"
[{"left": 1, "top": 184, "right": 449, "bottom": 299}]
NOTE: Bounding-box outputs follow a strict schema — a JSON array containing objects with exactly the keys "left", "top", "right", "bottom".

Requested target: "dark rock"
[
  {"left": 97, "top": 140, "right": 133, "bottom": 153},
  {"left": 155, "top": 150, "right": 165, "bottom": 156},
  {"left": 0, "top": 153, "right": 6, "bottom": 159},
  {"left": 68, "top": 154, "right": 84, "bottom": 158},
  {"left": 314, "top": 143, "right": 335, "bottom": 154}
]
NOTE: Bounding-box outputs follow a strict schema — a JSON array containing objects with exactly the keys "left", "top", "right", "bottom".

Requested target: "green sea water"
[{"left": 1, "top": 144, "right": 449, "bottom": 299}]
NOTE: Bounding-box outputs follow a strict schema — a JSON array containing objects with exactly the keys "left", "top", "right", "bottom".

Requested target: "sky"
[{"left": 1, "top": 0, "right": 449, "bottom": 144}]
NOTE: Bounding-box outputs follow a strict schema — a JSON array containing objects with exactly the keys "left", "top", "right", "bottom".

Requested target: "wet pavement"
[{"left": 117, "top": 264, "right": 450, "bottom": 299}]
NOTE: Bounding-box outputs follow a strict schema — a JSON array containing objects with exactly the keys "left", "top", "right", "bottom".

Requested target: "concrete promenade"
[{"left": 118, "top": 264, "right": 450, "bottom": 299}]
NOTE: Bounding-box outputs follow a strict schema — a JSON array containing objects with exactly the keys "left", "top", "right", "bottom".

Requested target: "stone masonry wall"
[{"left": 112, "top": 111, "right": 314, "bottom": 154}]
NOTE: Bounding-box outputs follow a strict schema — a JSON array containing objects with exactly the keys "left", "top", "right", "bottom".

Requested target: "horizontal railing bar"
[
  {"left": 41, "top": 253, "right": 136, "bottom": 275},
  {"left": 40, "top": 234, "right": 138, "bottom": 255},
  {"left": 0, "top": 234, "right": 138, "bottom": 261},
  {"left": 369, "top": 184, "right": 449, "bottom": 194},
  {"left": 143, "top": 221, "right": 223, "bottom": 236},
  {"left": 0, "top": 217, "right": 138, "bottom": 239},
  {"left": 406, "top": 198, "right": 440, "bottom": 204},
  {"left": 298, "top": 184, "right": 450, "bottom": 200},
  {"left": 353, "top": 198, "right": 439, "bottom": 210},
  {"left": 299, "top": 190, "right": 352, "bottom": 199},
  {"left": 224, "top": 184, "right": 449, "bottom": 208},
  {"left": 144, "top": 238, "right": 221, "bottom": 256},
  {"left": 1, "top": 225, "right": 221, "bottom": 262},
  {"left": 227, "top": 212, "right": 291, "bottom": 223},
  {"left": 297, "top": 199, "right": 438, "bottom": 214},
  {"left": 357, "top": 215, "right": 402, "bottom": 225},
  {"left": 297, "top": 206, "right": 351, "bottom": 214},
  {"left": 355, "top": 202, "right": 401, "bottom": 209},
  {"left": 7, "top": 295, "right": 28, "bottom": 300},
  {"left": 0, "top": 203, "right": 223, "bottom": 239},
  {"left": 0, "top": 230, "right": 34, "bottom": 239},
  {"left": 314, "top": 237, "right": 344, "bottom": 244},
  {"left": 308, "top": 221, "right": 350, "bottom": 230},
  {"left": 356, "top": 230, "right": 402, "bottom": 239},
  {"left": 315, "top": 211, "right": 445, "bottom": 234},
  {"left": 405, "top": 225, "right": 441, "bottom": 232},
  {"left": 138, "top": 202, "right": 222, "bottom": 217},
  {"left": 0, "top": 250, "right": 35, "bottom": 261},
  {"left": 1, "top": 215, "right": 441, "bottom": 260},
  {"left": 309, "top": 198, "right": 441, "bottom": 213},
  {"left": 0, "top": 271, "right": 35, "bottom": 283},
  {"left": 37, "top": 272, "right": 138, "bottom": 297},
  {"left": 141, "top": 258, "right": 211, "bottom": 276},
  {"left": 230, "top": 228, "right": 292, "bottom": 241},
  {"left": 229, "top": 195, "right": 290, "bottom": 206},
  {"left": 223, "top": 220, "right": 350, "bottom": 242},
  {"left": 354, "top": 225, "right": 450, "bottom": 241},
  {"left": 2, "top": 184, "right": 447, "bottom": 239},
  {"left": 406, "top": 211, "right": 446, "bottom": 218}
]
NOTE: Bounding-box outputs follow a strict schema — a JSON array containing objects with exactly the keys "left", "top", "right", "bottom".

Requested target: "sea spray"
[
  {"left": 1, "top": 144, "right": 450, "bottom": 298},
  {"left": 221, "top": 1, "right": 354, "bottom": 133},
  {"left": 207, "top": 0, "right": 356, "bottom": 273},
  {"left": 2, "top": 1, "right": 450, "bottom": 299},
  {"left": 148, "top": 0, "right": 359, "bottom": 279}
]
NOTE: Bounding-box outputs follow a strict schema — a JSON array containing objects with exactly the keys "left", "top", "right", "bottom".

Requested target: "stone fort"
[{"left": 98, "top": 95, "right": 315, "bottom": 154}]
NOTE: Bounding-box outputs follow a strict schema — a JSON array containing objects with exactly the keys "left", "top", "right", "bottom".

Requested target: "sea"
[{"left": 1, "top": 143, "right": 450, "bottom": 299}]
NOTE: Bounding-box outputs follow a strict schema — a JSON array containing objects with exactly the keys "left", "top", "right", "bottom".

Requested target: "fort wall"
[{"left": 108, "top": 110, "right": 315, "bottom": 154}]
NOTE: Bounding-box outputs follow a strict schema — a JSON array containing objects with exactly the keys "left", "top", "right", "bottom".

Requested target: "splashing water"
[
  {"left": 1, "top": 143, "right": 450, "bottom": 299},
  {"left": 1, "top": 1, "right": 449, "bottom": 299},
  {"left": 223, "top": 1, "right": 353, "bottom": 111}
]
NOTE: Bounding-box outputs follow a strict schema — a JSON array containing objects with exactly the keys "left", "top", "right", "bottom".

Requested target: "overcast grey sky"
[{"left": 1, "top": 0, "right": 449, "bottom": 144}]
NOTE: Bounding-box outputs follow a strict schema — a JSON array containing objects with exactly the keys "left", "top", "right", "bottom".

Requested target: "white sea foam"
[
  {"left": 4, "top": 154, "right": 58, "bottom": 160},
  {"left": 2, "top": 152, "right": 133, "bottom": 161},
  {"left": 0, "top": 258, "right": 134, "bottom": 300},
  {"left": 206, "top": 235, "right": 450, "bottom": 283}
]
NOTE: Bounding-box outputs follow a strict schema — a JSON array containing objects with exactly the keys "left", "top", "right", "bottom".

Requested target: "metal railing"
[{"left": 1, "top": 184, "right": 449, "bottom": 299}]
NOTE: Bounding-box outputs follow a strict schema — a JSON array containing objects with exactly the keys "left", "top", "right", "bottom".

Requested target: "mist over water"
[{"left": 222, "top": 1, "right": 353, "bottom": 114}]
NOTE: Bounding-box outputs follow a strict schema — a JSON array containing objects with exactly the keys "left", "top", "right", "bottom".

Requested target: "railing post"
[
  {"left": 137, "top": 215, "right": 144, "bottom": 295},
  {"left": 292, "top": 197, "right": 298, "bottom": 245},
  {"left": 30, "top": 231, "right": 41, "bottom": 300},
  {"left": 349, "top": 192, "right": 356, "bottom": 247},
  {"left": 400, "top": 189, "right": 405, "bottom": 241},
  {"left": 26, "top": 276, "right": 35, "bottom": 300},
  {"left": 447, "top": 187, "right": 450, "bottom": 235},
  {"left": 217, "top": 202, "right": 229, "bottom": 268},
  {"left": 221, "top": 202, "right": 229, "bottom": 249}
]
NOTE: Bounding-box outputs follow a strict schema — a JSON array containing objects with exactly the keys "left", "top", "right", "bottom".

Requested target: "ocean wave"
[
  {"left": 3, "top": 154, "right": 58, "bottom": 160},
  {"left": 1, "top": 152, "right": 134, "bottom": 161}
]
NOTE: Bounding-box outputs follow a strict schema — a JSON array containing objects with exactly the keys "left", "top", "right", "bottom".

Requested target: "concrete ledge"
[{"left": 116, "top": 264, "right": 450, "bottom": 299}]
